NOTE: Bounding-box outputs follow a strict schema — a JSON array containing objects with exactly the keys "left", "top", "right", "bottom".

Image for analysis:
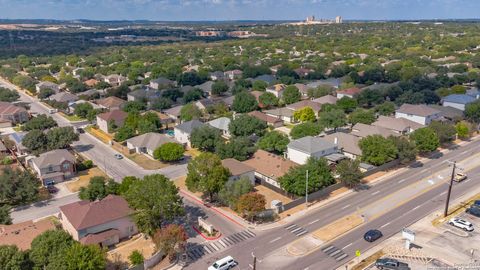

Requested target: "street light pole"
[
  {"left": 305, "top": 170, "right": 309, "bottom": 206},
  {"left": 444, "top": 161, "right": 456, "bottom": 217},
  {"left": 251, "top": 252, "right": 256, "bottom": 270}
]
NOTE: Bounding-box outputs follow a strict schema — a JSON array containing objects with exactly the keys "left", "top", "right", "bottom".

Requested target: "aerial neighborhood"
[{"left": 1, "top": 11, "right": 480, "bottom": 270}]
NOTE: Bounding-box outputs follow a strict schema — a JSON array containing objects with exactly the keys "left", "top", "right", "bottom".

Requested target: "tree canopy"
[
  {"left": 232, "top": 91, "right": 258, "bottom": 113},
  {"left": 257, "top": 131, "right": 290, "bottom": 154},
  {"left": 359, "top": 135, "right": 398, "bottom": 166},
  {"left": 279, "top": 158, "right": 334, "bottom": 196},
  {"left": 153, "top": 142, "right": 185, "bottom": 162},
  {"left": 229, "top": 114, "right": 267, "bottom": 137},
  {"left": 190, "top": 125, "right": 223, "bottom": 152},
  {"left": 186, "top": 153, "right": 230, "bottom": 201},
  {"left": 410, "top": 127, "right": 440, "bottom": 153}
]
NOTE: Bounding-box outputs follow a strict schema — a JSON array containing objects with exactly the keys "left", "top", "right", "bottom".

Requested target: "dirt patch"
[
  {"left": 185, "top": 148, "right": 201, "bottom": 158},
  {"left": 363, "top": 171, "right": 387, "bottom": 183},
  {"left": 66, "top": 167, "right": 108, "bottom": 192},
  {"left": 173, "top": 176, "right": 203, "bottom": 198},
  {"left": 107, "top": 234, "right": 156, "bottom": 268},
  {"left": 312, "top": 214, "right": 364, "bottom": 242},
  {"left": 111, "top": 142, "right": 169, "bottom": 170},
  {"left": 254, "top": 185, "right": 292, "bottom": 209},
  {"left": 351, "top": 250, "right": 385, "bottom": 270}
]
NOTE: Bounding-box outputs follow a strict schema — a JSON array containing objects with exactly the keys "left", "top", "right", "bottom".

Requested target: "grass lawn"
[
  {"left": 185, "top": 148, "right": 201, "bottom": 158},
  {"left": 111, "top": 142, "right": 169, "bottom": 170},
  {"left": 59, "top": 112, "right": 86, "bottom": 122},
  {"left": 13, "top": 125, "right": 22, "bottom": 132},
  {"left": 66, "top": 167, "right": 108, "bottom": 192},
  {"left": 107, "top": 234, "right": 156, "bottom": 269},
  {"left": 351, "top": 250, "right": 385, "bottom": 270}
]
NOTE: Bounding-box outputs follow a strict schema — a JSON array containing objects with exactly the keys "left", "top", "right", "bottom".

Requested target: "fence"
[
  {"left": 362, "top": 159, "right": 401, "bottom": 177},
  {"left": 282, "top": 182, "right": 344, "bottom": 211},
  {"left": 128, "top": 250, "right": 165, "bottom": 270}
]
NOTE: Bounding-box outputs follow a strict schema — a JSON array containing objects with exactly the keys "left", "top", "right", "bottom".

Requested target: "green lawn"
[{"left": 59, "top": 113, "right": 85, "bottom": 122}]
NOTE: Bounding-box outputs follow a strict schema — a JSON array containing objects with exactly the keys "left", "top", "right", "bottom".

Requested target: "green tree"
[
  {"left": 117, "top": 176, "right": 140, "bottom": 195},
  {"left": 293, "top": 107, "right": 316, "bottom": 122},
  {"left": 128, "top": 250, "right": 144, "bottom": 266},
  {"left": 374, "top": 101, "right": 395, "bottom": 116},
  {"left": 74, "top": 102, "right": 94, "bottom": 119},
  {"left": 336, "top": 159, "right": 363, "bottom": 188},
  {"left": 359, "top": 135, "right": 398, "bottom": 166},
  {"left": 428, "top": 121, "right": 456, "bottom": 144},
  {"left": 190, "top": 125, "right": 223, "bottom": 152},
  {"left": 151, "top": 97, "right": 173, "bottom": 111},
  {"left": 0, "top": 245, "right": 31, "bottom": 270},
  {"left": 47, "top": 242, "right": 106, "bottom": 270},
  {"left": 389, "top": 136, "right": 418, "bottom": 165},
  {"left": 216, "top": 136, "right": 255, "bottom": 161},
  {"left": 279, "top": 158, "right": 334, "bottom": 196},
  {"left": 180, "top": 103, "right": 203, "bottom": 121},
  {"left": 307, "top": 86, "right": 333, "bottom": 98},
  {"left": 153, "top": 142, "right": 185, "bottom": 162},
  {"left": 0, "top": 205, "right": 12, "bottom": 225},
  {"left": 465, "top": 100, "right": 480, "bottom": 123},
  {"left": 186, "top": 153, "right": 230, "bottom": 201},
  {"left": 456, "top": 121, "right": 472, "bottom": 139},
  {"left": 257, "top": 131, "right": 290, "bottom": 154},
  {"left": 78, "top": 176, "right": 119, "bottom": 201},
  {"left": 137, "top": 112, "right": 161, "bottom": 134},
  {"left": 356, "top": 88, "right": 384, "bottom": 107},
  {"left": 451, "top": 85, "right": 466, "bottom": 94},
  {"left": 0, "top": 87, "right": 20, "bottom": 102},
  {"left": 22, "top": 114, "right": 57, "bottom": 131},
  {"left": 336, "top": 96, "right": 358, "bottom": 113},
  {"left": 290, "top": 122, "right": 322, "bottom": 139},
  {"left": 124, "top": 174, "right": 184, "bottom": 236},
  {"left": 236, "top": 193, "right": 266, "bottom": 222},
  {"left": 232, "top": 91, "right": 258, "bottom": 113},
  {"left": 410, "top": 127, "right": 440, "bottom": 153},
  {"left": 229, "top": 114, "right": 267, "bottom": 137},
  {"left": 182, "top": 88, "right": 203, "bottom": 103},
  {"left": 349, "top": 108, "right": 376, "bottom": 125},
  {"left": 22, "top": 129, "right": 48, "bottom": 154},
  {"left": 282, "top": 85, "right": 301, "bottom": 104},
  {"left": 258, "top": 92, "right": 278, "bottom": 109},
  {"left": 38, "top": 88, "right": 55, "bottom": 99},
  {"left": 152, "top": 224, "right": 188, "bottom": 262},
  {"left": 29, "top": 230, "right": 75, "bottom": 269},
  {"left": 218, "top": 177, "right": 253, "bottom": 209},
  {"left": 252, "top": 80, "right": 268, "bottom": 91},
  {"left": 114, "top": 125, "right": 135, "bottom": 141},
  {"left": 46, "top": 126, "right": 79, "bottom": 151},
  {"left": 318, "top": 109, "right": 347, "bottom": 131},
  {"left": 123, "top": 101, "right": 146, "bottom": 113},
  {"left": 211, "top": 80, "right": 229, "bottom": 95},
  {"left": 0, "top": 167, "right": 39, "bottom": 206}
]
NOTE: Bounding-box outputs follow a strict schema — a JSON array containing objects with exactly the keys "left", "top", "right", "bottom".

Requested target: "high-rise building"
[{"left": 335, "top": 16, "right": 343, "bottom": 24}]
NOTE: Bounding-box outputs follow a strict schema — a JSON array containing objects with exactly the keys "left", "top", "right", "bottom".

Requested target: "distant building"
[
  {"left": 336, "top": 87, "right": 362, "bottom": 99},
  {"left": 442, "top": 94, "right": 477, "bottom": 111},
  {"left": 96, "top": 110, "right": 128, "bottom": 134},
  {"left": 36, "top": 81, "right": 59, "bottom": 93},
  {"left": 207, "top": 117, "right": 231, "bottom": 138},
  {"left": 104, "top": 74, "right": 126, "bottom": 87},
  {"left": 287, "top": 136, "right": 338, "bottom": 165},
  {"left": 195, "top": 31, "right": 224, "bottom": 37},
  {"left": 149, "top": 77, "right": 176, "bottom": 90},
  {"left": 0, "top": 102, "right": 29, "bottom": 125},
  {"left": 96, "top": 96, "right": 126, "bottom": 111},
  {"left": 335, "top": 16, "right": 343, "bottom": 24},
  {"left": 266, "top": 84, "right": 287, "bottom": 99},
  {"left": 395, "top": 104, "right": 441, "bottom": 125},
  {"left": 126, "top": 132, "right": 177, "bottom": 157}
]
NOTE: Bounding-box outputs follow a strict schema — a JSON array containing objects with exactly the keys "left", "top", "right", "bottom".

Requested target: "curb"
[{"left": 191, "top": 225, "right": 222, "bottom": 240}]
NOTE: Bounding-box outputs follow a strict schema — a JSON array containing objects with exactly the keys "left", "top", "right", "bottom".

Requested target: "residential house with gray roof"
[
  {"left": 49, "top": 92, "right": 79, "bottom": 104},
  {"left": 126, "top": 132, "right": 177, "bottom": 157},
  {"left": 395, "top": 104, "right": 441, "bottom": 125},
  {"left": 442, "top": 94, "right": 477, "bottom": 111},
  {"left": 207, "top": 117, "right": 231, "bottom": 137},
  {"left": 287, "top": 136, "right": 338, "bottom": 165},
  {"left": 29, "top": 149, "right": 76, "bottom": 186},
  {"left": 149, "top": 77, "right": 176, "bottom": 90},
  {"left": 322, "top": 132, "right": 362, "bottom": 160},
  {"left": 174, "top": 120, "right": 205, "bottom": 147}
]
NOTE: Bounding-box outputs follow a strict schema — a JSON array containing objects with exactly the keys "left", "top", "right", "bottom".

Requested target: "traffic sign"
[{"left": 355, "top": 250, "right": 361, "bottom": 257}]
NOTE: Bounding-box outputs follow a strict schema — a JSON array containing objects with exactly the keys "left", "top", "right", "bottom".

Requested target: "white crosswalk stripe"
[
  {"left": 285, "top": 223, "right": 308, "bottom": 236},
  {"left": 321, "top": 245, "right": 348, "bottom": 261}
]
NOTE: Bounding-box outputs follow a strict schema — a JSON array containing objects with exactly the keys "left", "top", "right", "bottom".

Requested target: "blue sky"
[{"left": 0, "top": 0, "right": 479, "bottom": 21}]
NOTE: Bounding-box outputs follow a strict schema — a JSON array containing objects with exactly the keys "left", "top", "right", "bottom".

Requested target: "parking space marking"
[
  {"left": 269, "top": 237, "right": 282, "bottom": 243},
  {"left": 308, "top": 219, "right": 320, "bottom": 225},
  {"left": 342, "top": 243, "right": 353, "bottom": 249}
]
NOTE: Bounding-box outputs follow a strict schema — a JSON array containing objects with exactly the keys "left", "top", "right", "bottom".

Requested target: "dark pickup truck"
[{"left": 375, "top": 258, "right": 411, "bottom": 270}]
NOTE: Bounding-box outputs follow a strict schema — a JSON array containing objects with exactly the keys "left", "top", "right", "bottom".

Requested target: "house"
[
  {"left": 149, "top": 77, "right": 176, "bottom": 90},
  {"left": 96, "top": 96, "right": 126, "bottom": 111},
  {"left": 248, "top": 111, "right": 283, "bottom": 128},
  {"left": 210, "top": 71, "right": 225, "bottom": 81},
  {"left": 322, "top": 132, "right": 362, "bottom": 160},
  {"left": 59, "top": 195, "right": 137, "bottom": 247},
  {"left": 96, "top": 110, "right": 128, "bottom": 134},
  {"left": 286, "top": 136, "right": 338, "bottom": 165},
  {"left": 286, "top": 100, "right": 322, "bottom": 116},
  {"left": 395, "top": 104, "right": 441, "bottom": 125},
  {"left": 306, "top": 78, "right": 342, "bottom": 89},
  {"left": 0, "top": 102, "right": 29, "bottom": 124},
  {"left": 372, "top": 115, "right": 424, "bottom": 135},
  {"left": 195, "top": 98, "right": 222, "bottom": 111},
  {"left": 294, "top": 67, "right": 314, "bottom": 77},
  {"left": 264, "top": 107, "right": 295, "bottom": 123},
  {"left": 252, "top": 74, "right": 276, "bottom": 85},
  {"left": 127, "top": 87, "right": 161, "bottom": 102},
  {"left": 164, "top": 105, "right": 183, "bottom": 122},
  {"left": 221, "top": 95, "right": 235, "bottom": 108},
  {"left": 174, "top": 120, "right": 205, "bottom": 147},
  {"left": 68, "top": 100, "right": 101, "bottom": 114},
  {"left": 49, "top": 92, "right": 79, "bottom": 104},
  {"left": 442, "top": 94, "right": 477, "bottom": 111},
  {"left": 351, "top": 123, "right": 399, "bottom": 139},
  {"left": 197, "top": 81, "right": 214, "bottom": 96},
  {"left": 294, "top": 83, "right": 309, "bottom": 97},
  {"left": 0, "top": 219, "right": 56, "bottom": 250},
  {"left": 266, "top": 84, "right": 287, "bottom": 98},
  {"left": 104, "top": 74, "right": 126, "bottom": 87},
  {"left": 428, "top": 105, "right": 463, "bottom": 122},
  {"left": 243, "top": 150, "right": 298, "bottom": 189},
  {"left": 36, "top": 81, "right": 59, "bottom": 93},
  {"left": 126, "top": 132, "right": 177, "bottom": 157},
  {"left": 221, "top": 158, "right": 255, "bottom": 184},
  {"left": 84, "top": 79, "right": 98, "bottom": 88},
  {"left": 312, "top": 95, "right": 338, "bottom": 106},
  {"left": 336, "top": 87, "right": 362, "bottom": 99},
  {"left": 29, "top": 149, "right": 76, "bottom": 186},
  {"left": 8, "top": 132, "right": 28, "bottom": 155},
  {"left": 76, "top": 89, "right": 100, "bottom": 99},
  {"left": 207, "top": 117, "right": 231, "bottom": 137},
  {"left": 225, "top": 70, "right": 243, "bottom": 80},
  {"left": 144, "top": 110, "right": 175, "bottom": 128}
]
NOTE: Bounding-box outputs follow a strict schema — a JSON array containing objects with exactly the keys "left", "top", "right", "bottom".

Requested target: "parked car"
[
  {"left": 448, "top": 217, "right": 474, "bottom": 231},
  {"left": 473, "top": 200, "right": 480, "bottom": 208},
  {"left": 364, "top": 229, "right": 383, "bottom": 242},
  {"left": 114, "top": 154, "right": 123, "bottom": 160},
  {"left": 76, "top": 127, "right": 84, "bottom": 134},
  {"left": 46, "top": 185, "right": 58, "bottom": 194},
  {"left": 208, "top": 256, "right": 237, "bottom": 270},
  {"left": 454, "top": 172, "right": 467, "bottom": 182},
  {"left": 466, "top": 207, "right": 480, "bottom": 218},
  {"left": 375, "top": 258, "right": 410, "bottom": 270}
]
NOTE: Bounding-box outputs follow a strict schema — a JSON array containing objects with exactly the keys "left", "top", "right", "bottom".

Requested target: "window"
[
  {"left": 63, "top": 163, "right": 70, "bottom": 170},
  {"left": 47, "top": 165, "right": 53, "bottom": 172}
]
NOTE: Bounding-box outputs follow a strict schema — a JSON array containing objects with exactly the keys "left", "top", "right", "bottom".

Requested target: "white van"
[
  {"left": 208, "top": 256, "right": 237, "bottom": 270},
  {"left": 48, "top": 108, "right": 57, "bottom": 114}
]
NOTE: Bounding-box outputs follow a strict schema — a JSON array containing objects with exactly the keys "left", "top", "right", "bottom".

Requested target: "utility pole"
[
  {"left": 305, "top": 170, "right": 309, "bottom": 206},
  {"left": 251, "top": 252, "right": 256, "bottom": 270},
  {"left": 444, "top": 161, "right": 456, "bottom": 217}
]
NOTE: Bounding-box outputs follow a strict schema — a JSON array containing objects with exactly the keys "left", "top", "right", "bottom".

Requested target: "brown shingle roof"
[
  {"left": 322, "top": 132, "right": 362, "bottom": 156},
  {"left": 396, "top": 104, "right": 440, "bottom": 117},
  {"left": 96, "top": 96, "right": 126, "bottom": 109},
  {"left": 0, "top": 102, "right": 27, "bottom": 115},
  {"left": 312, "top": 95, "right": 338, "bottom": 105},
  {"left": 336, "top": 87, "right": 362, "bottom": 97},
  {"left": 243, "top": 150, "right": 298, "bottom": 181},
  {"left": 286, "top": 100, "right": 322, "bottom": 112},
  {"left": 59, "top": 195, "right": 134, "bottom": 230},
  {"left": 97, "top": 110, "right": 128, "bottom": 122},
  {"left": 372, "top": 115, "right": 424, "bottom": 133},
  {"left": 248, "top": 111, "right": 283, "bottom": 126},
  {"left": 222, "top": 158, "right": 254, "bottom": 176},
  {"left": 80, "top": 229, "right": 120, "bottom": 245},
  {"left": 351, "top": 123, "right": 400, "bottom": 138},
  {"left": 0, "top": 219, "right": 55, "bottom": 250}
]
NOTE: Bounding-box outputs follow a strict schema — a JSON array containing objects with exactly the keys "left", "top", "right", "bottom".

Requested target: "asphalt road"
[{"left": 187, "top": 139, "right": 480, "bottom": 270}]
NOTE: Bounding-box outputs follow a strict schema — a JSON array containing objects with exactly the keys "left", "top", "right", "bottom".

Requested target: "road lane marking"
[
  {"left": 380, "top": 222, "right": 391, "bottom": 228},
  {"left": 371, "top": 191, "right": 380, "bottom": 196},
  {"left": 308, "top": 219, "right": 320, "bottom": 225},
  {"left": 341, "top": 204, "right": 351, "bottom": 210},
  {"left": 342, "top": 243, "right": 353, "bottom": 249},
  {"left": 398, "top": 179, "right": 406, "bottom": 183},
  {"left": 465, "top": 179, "right": 471, "bottom": 183},
  {"left": 439, "top": 191, "right": 447, "bottom": 196},
  {"left": 269, "top": 237, "right": 282, "bottom": 243}
]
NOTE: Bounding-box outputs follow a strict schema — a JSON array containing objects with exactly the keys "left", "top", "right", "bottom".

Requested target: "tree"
[
  {"left": 290, "top": 122, "right": 322, "bottom": 139},
  {"left": 178, "top": 72, "right": 204, "bottom": 86},
  {"left": 22, "top": 114, "right": 57, "bottom": 131},
  {"left": 128, "top": 250, "right": 144, "bottom": 266},
  {"left": 211, "top": 80, "right": 229, "bottom": 95},
  {"left": 151, "top": 97, "right": 173, "bottom": 111},
  {"left": 232, "top": 91, "right": 258, "bottom": 113},
  {"left": 349, "top": 108, "right": 376, "bottom": 125},
  {"left": 218, "top": 177, "right": 253, "bottom": 209},
  {"left": 252, "top": 80, "right": 268, "bottom": 91},
  {"left": 123, "top": 101, "right": 146, "bottom": 113},
  {"left": 0, "top": 205, "right": 12, "bottom": 225},
  {"left": 117, "top": 176, "right": 139, "bottom": 195},
  {"left": 307, "top": 85, "right": 333, "bottom": 98},
  {"left": 22, "top": 129, "right": 48, "bottom": 154},
  {"left": 229, "top": 114, "right": 267, "bottom": 137},
  {"left": 0, "top": 167, "right": 39, "bottom": 206},
  {"left": 47, "top": 242, "right": 106, "bottom": 270},
  {"left": 216, "top": 136, "right": 255, "bottom": 161},
  {"left": 428, "top": 121, "right": 457, "bottom": 144},
  {"left": 74, "top": 102, "right": 94, "bottom": 119},
  {"left": 38, "top": 88, "right": 55, "bottom": 99},
  {"left": 152, "top": 224, "right": 188, "bottom": 261},
  {"left": 78, "top": 176, "right": 119, "bottom": 201},
  {"left": 257, "top": 131, "right": 290, "bottom": 154},
  {"left": 389, "top": 136, "right": 418, "bottom": 165},
  {"left": 375, "top": 101, "right": 395, "bottom": 116},
  {"left": 336, "top": 96, "right": 358, "bottom": 113},
  {"left": 46, "top": 126, "right": 79, "bottom": 151},
  {"left": 318, "top": 109, "right": 347, "bottom": 131},
  {"left": 190, "top": 125, "right": 223, "bottom": 152},
  {"left": 114, "top": 125, "right": 135, "bottom": 142},
  {"left": 356, "top": 89, "right": 384, "bottom": 107},
  {"left": 0, "top": 245, "right": 31, "bottom": 269},
  {"left": 282, "top": 85, "right": 301, "bottom": 104},
  {"left": 236, "top": 193, "right": 266, "bottom": 222},
  {"left": 456, "top": 121, "right": 472, "bottom": 139},
  {"left": 465, "top": 100, "right": 480, "bottom": 123},
  {"left": 29, "top": 229, "right": 75, "bottom": 269},
  {"left": 410, "top": 127, "right": 440, "bottom": 153},
  {"left": 137, "top": 112, "right": 161, "bottom": 134},
  {"left": 153, "top": 142, "right": 185, "bottom": 162},
  {"left": 0, "top": 87, "right": 20, "bottom": 102},
  {"left": 359, "top": 135, "right": 398, "bottom": 166},
  {"left": 182, "top": 88, "right": 203, "bottom": 103},
  {"left": 258, "top": 92, "right": 278, "bottom": 108},
  {"left": 279, "top": 158, "right": 334, "bottom": 196},
  {"left": 186, "top": 153, "right": 230, "bottom": 201},
  {"left": 293, "top": 107, "right": 316, "bottom": 122},
  {"left": 124, "top": 174, "right": 184, "bottom": 236},
  {"left": 336, "top": 159, "right": 363, "bottom": 188},
  {"left": 180, "top": 103, "right": 203, "bottom": 121}
]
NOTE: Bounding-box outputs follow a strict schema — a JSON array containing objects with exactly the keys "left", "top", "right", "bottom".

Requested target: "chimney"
[{"left": 334, "top": 137, "right": 338, "bottom": 145}]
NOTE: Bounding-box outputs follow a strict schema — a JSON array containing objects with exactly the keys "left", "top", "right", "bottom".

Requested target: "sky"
[{"left": 0, "top": 0, "right": 479, "bottom": 21}]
